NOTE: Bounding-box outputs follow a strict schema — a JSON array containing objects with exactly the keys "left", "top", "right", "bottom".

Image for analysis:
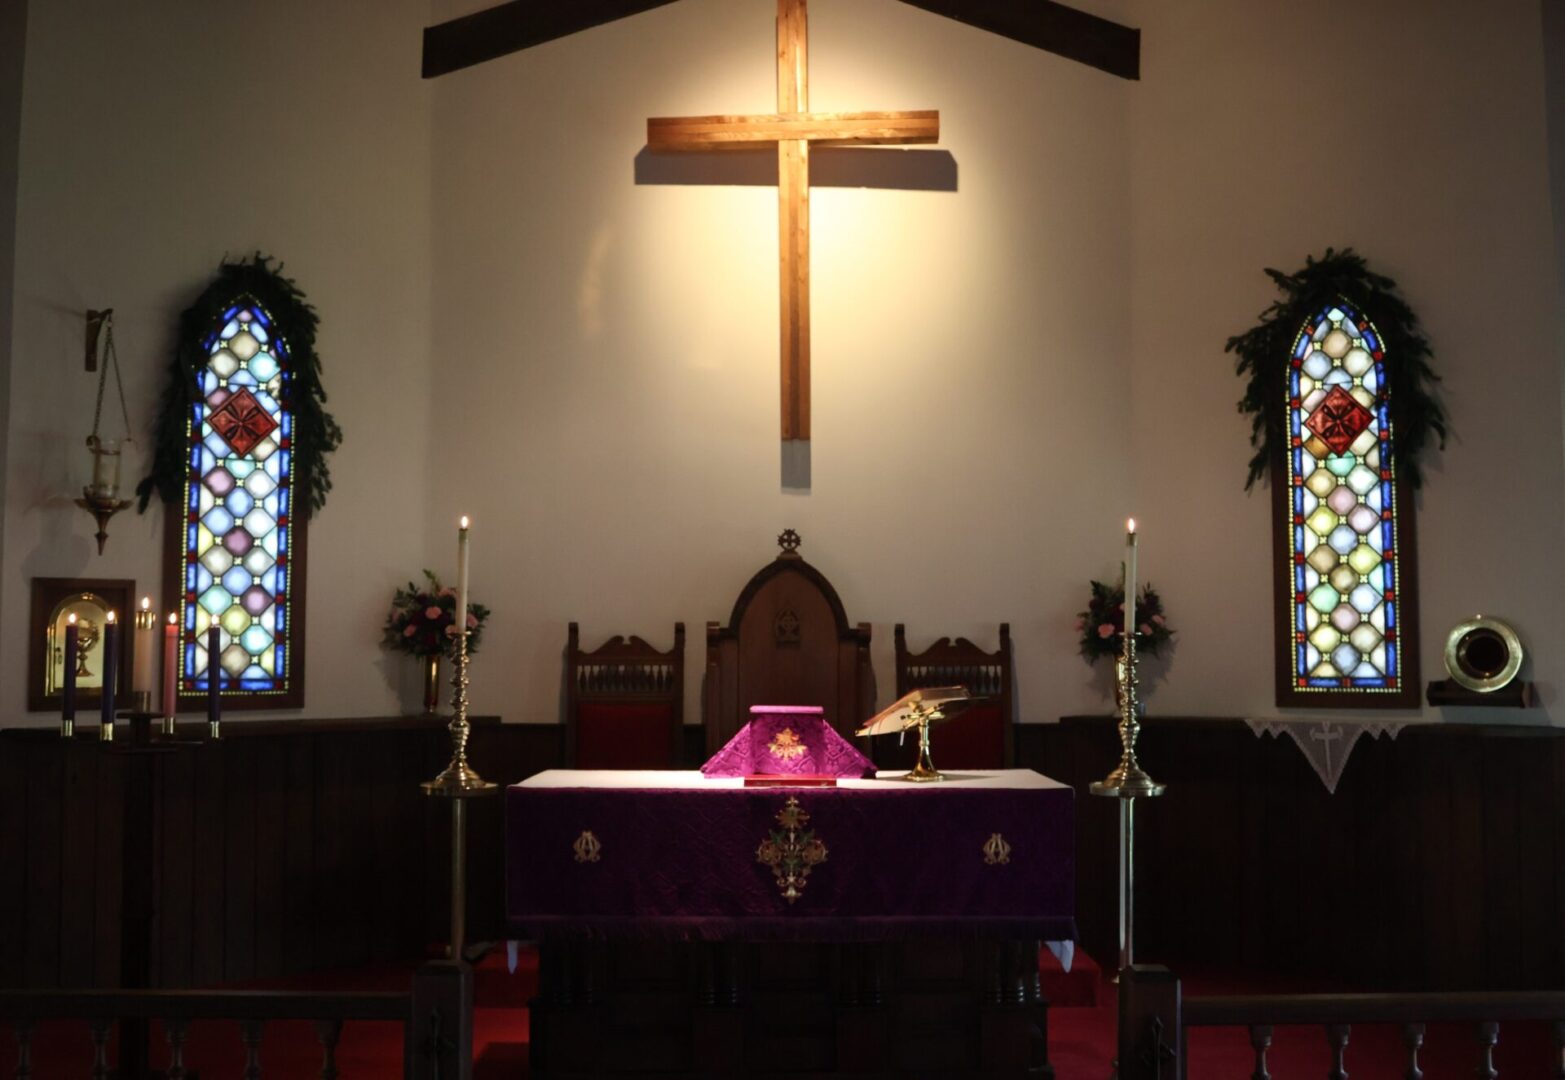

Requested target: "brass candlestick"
[
  {"left": 1089, "top": 630, "right": 1165, "bottom": 976},
  {"left": 903, "top": 702, "right": 945, "bottom": 783},
  {"left": 422, "top": 630, "right": 497, "bottom": 963}
]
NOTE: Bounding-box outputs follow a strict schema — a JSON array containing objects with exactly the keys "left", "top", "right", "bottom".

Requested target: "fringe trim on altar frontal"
[{"left": 509, "top": 915, "right": 1079, "bottom": 944}]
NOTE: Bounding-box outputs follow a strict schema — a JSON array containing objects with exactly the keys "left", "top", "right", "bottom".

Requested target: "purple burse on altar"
[{"left": 701, "top": 705, "right": 875, "bottom": 778}]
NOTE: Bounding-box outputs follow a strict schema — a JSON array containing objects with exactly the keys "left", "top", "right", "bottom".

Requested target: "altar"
[{"left": 506, "top": 769, "right": 1075, "bottom": 1078}]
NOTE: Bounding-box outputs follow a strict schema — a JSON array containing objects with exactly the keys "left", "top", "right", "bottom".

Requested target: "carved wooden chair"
[
  {"left": 703, "top": 531, "right": 875, "bottom": 753},
  {"left": 894, "top": 623, "right": 1014, "bottom": 768},
  {"left": 565, "top": 622, "right": 685, "bottom": 769}
]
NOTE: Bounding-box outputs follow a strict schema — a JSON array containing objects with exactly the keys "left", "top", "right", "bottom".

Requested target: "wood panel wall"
[{"left": 2, "top": 715, "right": 1559, "bottom": 993}]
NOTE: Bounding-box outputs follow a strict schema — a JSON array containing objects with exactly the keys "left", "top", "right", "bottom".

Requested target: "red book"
[{"left": 743, "top": 774, "right": 838, "bottom": 788}]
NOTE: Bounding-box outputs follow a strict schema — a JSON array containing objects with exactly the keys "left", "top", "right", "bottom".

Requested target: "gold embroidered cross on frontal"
[{"left": 756, "top": 796, "right": 827, "bottom": 904}]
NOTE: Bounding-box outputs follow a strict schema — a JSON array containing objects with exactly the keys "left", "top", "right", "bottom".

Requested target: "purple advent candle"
[
  {"left": 62, "top": 616, "right": 79, "bottom": 722},
  {"left": 100, "top": 614, "right": 119, "bottom": 728},
  {"left": 207, "top": 624, "right": 221, "bottom": 725}
]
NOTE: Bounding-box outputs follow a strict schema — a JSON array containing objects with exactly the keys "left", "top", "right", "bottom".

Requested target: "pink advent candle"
[{"left": 162, "top": 612, "right": 178, "bottom": 719}]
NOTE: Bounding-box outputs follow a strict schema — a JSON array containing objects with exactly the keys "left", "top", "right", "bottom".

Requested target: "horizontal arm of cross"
[{"left": 647, "top": 110, "right": 938, "bottom": 151}]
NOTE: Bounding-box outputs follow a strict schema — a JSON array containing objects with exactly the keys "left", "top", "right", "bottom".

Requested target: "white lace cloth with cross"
[{"left": 1243, "top": 717, "right": 1412, "bottom": 793}]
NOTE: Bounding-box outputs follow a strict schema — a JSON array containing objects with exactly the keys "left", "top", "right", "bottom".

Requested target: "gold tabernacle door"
[{"left": 856, "top": 686, "right": 972, "bottom": 782}]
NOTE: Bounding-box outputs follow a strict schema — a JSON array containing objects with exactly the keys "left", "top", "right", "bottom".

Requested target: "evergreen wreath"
[
  {"left": 1225, "top": 248, "right": 1447, "bottom": 491},
  {"left": 137, "top": 253, "right": 342, "bottom": 517}
]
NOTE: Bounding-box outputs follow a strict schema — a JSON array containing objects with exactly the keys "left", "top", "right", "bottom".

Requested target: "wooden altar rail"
[
  {"left": 1115, "top": 965, "right": 1565, "bottom": 1080},
  {"left": 0, "top": 980, "right": 432, "bottom": 1078}
]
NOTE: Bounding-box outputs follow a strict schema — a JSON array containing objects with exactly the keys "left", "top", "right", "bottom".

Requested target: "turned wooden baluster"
[
  {"left": 1247, "top": 1023, "right": 1272, "bottom": 1080},
  {"left": 165, "top": 1018, "right": 189, "bottom": 1080},
  {"left": 1476, "top": 1021, "right": 1499, "bottom": 1080},
  {"left": 1401, "top": 1022, "right": 1424, "bottom": 1080},
  {"left": 89, "top": 1018, "right": 112, "bottom": 1079},
  {"left": 1326, "top": 1023, "right": 1350, "bottom": 1080},
  {"left": 12, "top": 1019, "right": 31, "bottom": 1079},
  {"left": 240, "top": 1019, "right": 264, "bottom": 1080},
  {"left": 314, "top": 1019, "right": 343, "bottom": 1080}
]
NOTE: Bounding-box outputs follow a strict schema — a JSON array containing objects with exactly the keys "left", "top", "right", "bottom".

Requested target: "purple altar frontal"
[{"left": 505, "top": 769, "right": 1076, "bottom": 944}]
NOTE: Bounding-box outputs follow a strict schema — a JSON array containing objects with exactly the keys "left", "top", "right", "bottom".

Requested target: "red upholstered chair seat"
[
  {"left": 932, "top": 701, "right": 1006, "bottom": 771},
  {"left": 576, "top": 702, "right": 677, "bottom": 770}
]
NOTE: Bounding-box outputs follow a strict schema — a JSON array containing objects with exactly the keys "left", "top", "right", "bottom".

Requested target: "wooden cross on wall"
[
  {"left": 421, "top": 0, "right": 1139, "bottom": 460},
  {"left": 647, "top": 0, "right": 938, "bottom": 444}
]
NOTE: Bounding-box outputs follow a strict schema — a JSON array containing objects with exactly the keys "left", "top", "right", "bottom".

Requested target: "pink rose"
[
  {"left": 467, "top": 613, "right": 478, "bottom": 628},
  {"left": 403, "top": 624, "right": 417, "bottom": 637},
  {"left": 1139, "top": 623, "right": 1152, "bottom": 636},
  {"left": 1097, "top": 623, "right": 1114, "bottom": 638},
  {"left": 1074, "top": 617, "right": 1085, "bottom": 632},
  {"left": 425, "top": 605, "right": 442, "bottom": 620},
  {"left": 439, "top": 587, "right": 456, "bottom": 598},
  {"left": 1152, "top": 614, "right": 1166, "bottom": 626}
]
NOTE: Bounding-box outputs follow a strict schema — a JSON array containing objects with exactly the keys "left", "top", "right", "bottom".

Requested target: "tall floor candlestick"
[{"left": 1091, "top": 520, "right": 1163, "bottom": 976}]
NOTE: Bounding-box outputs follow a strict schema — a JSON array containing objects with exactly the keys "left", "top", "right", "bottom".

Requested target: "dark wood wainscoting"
[
  {"left": 3, "top": 715, "right": 1560, "bottom": 993},
  {"left": 0, "top": 717, "right": 561, "bottom": 990},
  {"left": 1027, "top": 716, "right": 1565, "bottom": 992}
]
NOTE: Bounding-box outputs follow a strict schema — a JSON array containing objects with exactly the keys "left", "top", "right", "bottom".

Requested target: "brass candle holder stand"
[
  {"left": 422, "top": 630, "right": 498, "bottom": 962},
  {"left": 1089, "top": 632, "right": 1165, "bottom": 976}
]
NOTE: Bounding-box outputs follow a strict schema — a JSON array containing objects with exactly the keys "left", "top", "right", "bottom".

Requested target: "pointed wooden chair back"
[
  {"left": 702, "top": 532, "right": 875, "bottom": 754},
  {"left": 565, "top": 622, "right": 685, "bottom": 769},
  {"left": 893, "top": 623, "right": 1015, "bottom": 769}
]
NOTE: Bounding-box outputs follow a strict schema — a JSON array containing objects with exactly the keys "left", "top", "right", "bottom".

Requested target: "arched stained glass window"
[
  {"left": 1280, "top": 301, "right": 1418, "bottom": 706},
  {"left": 175, "top": 300, "right": 303, "bottom": 707}
]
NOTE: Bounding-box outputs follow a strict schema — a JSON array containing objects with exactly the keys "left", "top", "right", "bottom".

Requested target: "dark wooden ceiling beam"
[
  {"left": 422, "top": 0, "right": 682, "bottom": 78},
  {"left": 423, "top": 0, "right": 1138, "bottom": 82},
  {"left": 893, "top": 0, "right": 1139, "bottom": 80}
]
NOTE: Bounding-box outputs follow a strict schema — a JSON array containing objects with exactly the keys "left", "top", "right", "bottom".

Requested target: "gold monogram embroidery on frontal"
[
  {"left": 767, "top": 726, "right": 808, "bottom": 761},
  {"left": 573, "top": 829, "right": 602, "bottom": 863},
  {"left": 982, "top": 833, "right": 1011, "bottom": 866},
  {"left": 756, "top": 796, "right": 827, "bottom": 903}
]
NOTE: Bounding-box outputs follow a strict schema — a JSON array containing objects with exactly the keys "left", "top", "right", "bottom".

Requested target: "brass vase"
[{"left": 422, "top": 654, "right": 442, "bottom": 715}]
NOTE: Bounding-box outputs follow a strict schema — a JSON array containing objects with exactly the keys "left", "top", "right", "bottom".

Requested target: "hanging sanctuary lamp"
[{"left": 76, "top": 308, "right": 135, "bottom": 554}]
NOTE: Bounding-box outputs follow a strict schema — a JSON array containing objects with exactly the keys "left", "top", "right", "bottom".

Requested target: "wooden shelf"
[{"left": 1426, "top": 679, "right": 1535, "bottom": 708}]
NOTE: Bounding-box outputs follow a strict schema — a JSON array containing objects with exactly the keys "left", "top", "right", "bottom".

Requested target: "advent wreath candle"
[
  {"left": 207, "top": 624, "right": 222, "bottom": 731},
  {"left": 100, "top": 611, "right": 119, "bottom": 729},
  {"left": 161, "top": 612, "right": 178, "bottom": 719},
  {"left": 62, "top": 613, "right": 79, "bottom": 729},
  {"left": 132, "top": 596, "right": 157, "bottom": 710}
]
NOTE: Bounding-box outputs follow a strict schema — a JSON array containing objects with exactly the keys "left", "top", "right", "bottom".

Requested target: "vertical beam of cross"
[{"left": 646, "top": 0, "right": 939, "bottom": 454}]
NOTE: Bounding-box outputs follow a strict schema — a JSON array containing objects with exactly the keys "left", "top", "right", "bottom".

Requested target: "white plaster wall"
[
  {"left": 1, "top": 0, "right": 435, "bottom": 726},
  {"left": 427, "top": 0, "right": 1136, "bottom": 724},
  {"left": 1127, "top": 0, "right": 1565, "bottom": 724},
  {"left": 5, "top": 0, "right": 1562, "bottom": 729}
]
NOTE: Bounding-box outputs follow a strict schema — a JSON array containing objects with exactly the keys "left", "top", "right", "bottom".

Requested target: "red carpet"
[{"left": 4, "top": 950, "right": 1554, "bottom": 1078}]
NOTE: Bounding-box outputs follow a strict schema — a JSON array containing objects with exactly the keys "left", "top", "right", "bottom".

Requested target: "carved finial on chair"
[{"left": 778, "top": 529, "right": 802, "bottom": 556}]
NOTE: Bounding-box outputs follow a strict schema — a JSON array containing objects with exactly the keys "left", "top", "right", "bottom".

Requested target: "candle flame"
[
  {"left": 167, "top": 612, "right": 178, "bottom": 625},
  {"left": 141, "top": 596, "right": 151, "bottom": 610},
  {"left": 460, "top": 515, "right": 470, "bottom": 530},
  {"left": 1127, "top": 517, "right": 1136, "bottom": 535},
  {"left": 67, "top": 613, "right": 77, "bottom": 625},
  {"left": 106, "top": 610, "right": 117, "bottom": 624}
]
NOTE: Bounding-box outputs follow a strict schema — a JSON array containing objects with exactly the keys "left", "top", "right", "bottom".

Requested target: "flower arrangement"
[
  {"left": 382, "top": 571, "right": 490, "bottom": 659},
  {"left": 1076, "top": 576, "right": 1174, "bottom": 662}
]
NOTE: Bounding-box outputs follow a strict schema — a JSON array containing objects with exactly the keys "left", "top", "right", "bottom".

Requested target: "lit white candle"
[
  {"left": 1124, "top": 518, "right": 1138, "bottom": 648},
  {"left": 132, "top": 597, "right": 158, "bottom": 703},
  {"left": 455, "top": 515, "right": 471, "bottom": 642}
]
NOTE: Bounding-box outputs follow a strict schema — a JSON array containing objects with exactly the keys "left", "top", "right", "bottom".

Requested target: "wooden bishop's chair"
[
  {"left": 894, "top": 623, "right": 1015, "bottom": 769},
  {"left": 565, "top": 622, "right": 685, "bottom": 769}
]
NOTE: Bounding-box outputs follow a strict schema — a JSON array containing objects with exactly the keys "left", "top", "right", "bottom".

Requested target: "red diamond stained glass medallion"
[
  {"left": 1304, "top": 386, "right": 1373, "bottom": 455},
  {"left": 208, "top": 388, "right": 278, "bottom": 456}
]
